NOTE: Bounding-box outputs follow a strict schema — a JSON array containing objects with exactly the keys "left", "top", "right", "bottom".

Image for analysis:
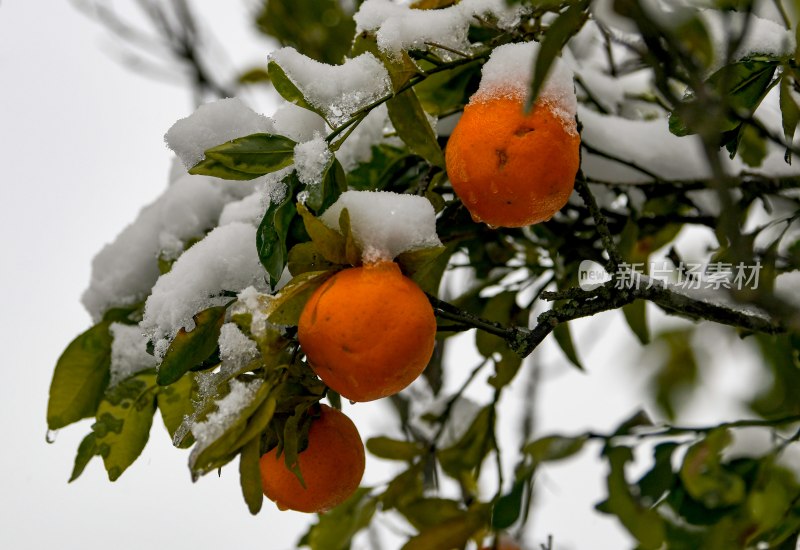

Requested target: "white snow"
[
  {"left": 218, "top": 322, "right": 259, "bottom": 370},
  {"left": 472, "top": 41, "right": 578, "bottom": 135},
  {"left": 335, "top": 104, "right": 392, "bottom": 171},
  {"left": 319, "top": 190, "right": 441, "bottom": 263},
  {"left": 699, "top": 10, "right": 793, "bottom": 73},
  {"left": 109, "top": 323, "right": 157, "bottom": 387},
  {"left": 82, "top": 174, "right": 242, "bottom": 321},
  {"left": 272, "top": 101, "right": 329, "bottom": 143},
  {"left": 294, "top": 135, "right": 332, "bottom": 186},
  {"left": 269, "top": 47, "right": 392, "bottom": 127},
  {"left": 141, "top": 222, "right": 268, "bottom": 357},
  {"left": 579, "top": 103, "right": 800, "bottom": 184},
  {"left": 232, "top": 286, "right": 274, "bottom": 338},
  {"left": 189, "top": 378, "right": 263, "bottom": 464},
  {"left": 218, "top": 191, "right": 264, "bottom": 227},
  {"left": 355, "top": 0, "right": 524, "bottom": 58},
  {"left": 165, "top": 98, "right": 274, "bottom": 169}
]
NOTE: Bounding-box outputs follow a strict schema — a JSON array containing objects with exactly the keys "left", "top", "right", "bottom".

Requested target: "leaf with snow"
[
  {"left": 267, "top": 270, "right": 335, "bottom": 326},
  {"left": 156, "top": 305, "right": 228, "bottom": 386},
  {"left": 257, "top": 171, "right": 299, "bottom": 283},
  {"left": 203, "top": 133, "right": 296, "bottom": 177},
  {"left": 189, "top": 378, "right": 271, "bottom": 477}
]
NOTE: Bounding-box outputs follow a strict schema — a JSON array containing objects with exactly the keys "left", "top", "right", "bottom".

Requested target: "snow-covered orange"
[{"left": 446, "top": 94, "right": 580, "bottom": 227}]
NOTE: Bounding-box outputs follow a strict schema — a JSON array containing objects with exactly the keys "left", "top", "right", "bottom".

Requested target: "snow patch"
[
  {"left": 269, "top": 48, "right": 392, "bottom": 128},
  {"left": 141, "top": 222, "right": 267, "bottom": 356},
  {"left": 473, "top": 42, "right": 578, "bottom": 135},
  {"left": 109, "top": 323, "right": 157, "bottom": 387},
  {"left": 82, "top": 174, "right": 239, "bottom": 321},
  {"left": 355, "top": 0, "right": 523, "bottom": 58},
  {"left": 319, "top": 190, "right": 441, "bottom": 263},
  {"left": 294, "top": 135, "right": 332, "bottom": 186},
  {"left": 165, "top": 98, "right": 274, "bottom": 169}
]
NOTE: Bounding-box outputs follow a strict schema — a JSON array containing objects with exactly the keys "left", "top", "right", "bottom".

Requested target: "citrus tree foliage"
[{"left": 49, "top": 0, "right": 800, "bottom": 548}]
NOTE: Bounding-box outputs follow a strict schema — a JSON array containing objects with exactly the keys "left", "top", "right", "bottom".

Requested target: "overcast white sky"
[{"left": 0, "top": 2, "right": 784, "bottom": 550}]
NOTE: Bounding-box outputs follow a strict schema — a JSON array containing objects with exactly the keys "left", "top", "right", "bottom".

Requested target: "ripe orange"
[
  {"left": 445, "top": 95, "right": 580, "bottom": 227},
  {"left": 259, "top": 404, "right": 365, "bottom": 513},
  {"left": 298, "top": 261, "right": 436, "bottom": 402}
]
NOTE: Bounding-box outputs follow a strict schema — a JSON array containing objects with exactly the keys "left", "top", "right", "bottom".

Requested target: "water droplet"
[{"left": 46, "top": 429, "right": 58, "bottom": 444}]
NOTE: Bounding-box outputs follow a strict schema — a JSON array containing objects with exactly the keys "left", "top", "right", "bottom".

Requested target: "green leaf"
[
  {"left": 780, "top": 76, "right": 800, "bottom": 163},
  {"left": 438, "top": 406, "right": 493, "bottom": 478},
  {"left": 156, "top": 374, "right": 195, "bottom": 448},
  {"left": 257, "top": 171, "right": 299, "bottom": 283},
  {"left": 267, "top": 270, "right": 335, "bottom": 326},
  {"left": 622, "top": 299, "right": 650, "bottom": 345},
  {"left": 366, "top": 437, "right": 425, "bottom": 461},
  {"left": 238, "top": 67, "right": 271, "bottom": 85},
  {"left": 386, "top": 88, "right": 445, "bottom": 167},
  {"left": 405, "top": 242, "right": 455, "bottom": 295},
  {"left": 414, "top": 60, "right": 481, "bottom": 116},
  {"left": 69, "top": 433, "right": 99, "bottom": 482},
  {"left": 239, "top": 437, "right": 264, "bottom": 515},
  {"left": 297, "top": 202, "right": 348, "bottom": 265},
  {"left": 524, "top": 434, "right": 587, "bottom": 464},
  {"left": 492, "top": 479, "right": 526, "bottom": 530},
  {"left": 302, "top": 488, "right": 377, "bottom": 550},
  {"left": 529, "top": 0, "right": 589, "bottom": 107},
  {"left": 612, "top": 409, "right": 653, "bottom": 436},
  {"left": 636, "top": 442, "right": 679, "bottom": 505},
  {"left": 306, "top": 157, "right": 347, "bottom": 213},
  {"left": 189, "top": 157, "right": 262, "bottom": 180},
  {"left": 157, "top": 305, "right": 228, "bottom": 386},
  {"left": 603, "top": 446, "right": 666, "bottom": 549},
  {"left": 552, "top": 321, "right": 584, "bottom": 370},
  {"left": 92, "top": 373, "right": 158, "bottom": 481},
  {"left": 339, "top": 208, "right": 362, "bottom": 266},
  {"left": 232, "top": 395, "right": 277, "bottom": 450},
  {"left": 268, "top": 60, "right": 319, "bottom": 115},
  {"left": 381, "top": 462, "right": 425, "bottom": 510},
  {"left": 475, "top": 292, "right": 517, "bottom": 358},
  {"left": 679, "top": 429, "right": 745, "bottom": 509},
  {"left": 257, "top": 0, "right": 355, "bottom": 66},
  {"left": 401, "top": 504, "right": 490, "bottom": 550},
  {"left": 398, "top": 498, "right": 465, "bottom": 531},
  {"left": 203, "top": 133, "right": 296, "bottom": 175},
  {"left": 280, "top": 400, "right": 319, "bottom": 487},
  {"left": 48, "top": 320, "right": 113, "bottom": 430},
  {"left": 738, "top": 123, "right": 767, "bottom": 167},
  {"left": 288, "top": 242, "right": 337, "bottom": 276},
  {"left": 346, "top": 144, "right": 411, "bottom": 191},
  {"left": 651, "top": 330, "right": 697, "bottom": 420},
  {"left": 669, "top": 60, "right": 779, "bottom": 138}
]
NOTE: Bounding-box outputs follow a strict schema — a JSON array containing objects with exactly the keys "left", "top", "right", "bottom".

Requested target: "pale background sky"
[{"left": 0, "top": 2, "right": 778, "bottom": 549}]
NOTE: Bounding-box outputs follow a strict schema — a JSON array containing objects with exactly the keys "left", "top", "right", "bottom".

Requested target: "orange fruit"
[
  {"left": 445, "top": 95, "right": 580, "bottom": 227},
  {"left": 259, "top": 404, "right": 365, "bottom": 513},
  {"left": 298, "top": 261, "right": 436, "bottom": 402}
]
